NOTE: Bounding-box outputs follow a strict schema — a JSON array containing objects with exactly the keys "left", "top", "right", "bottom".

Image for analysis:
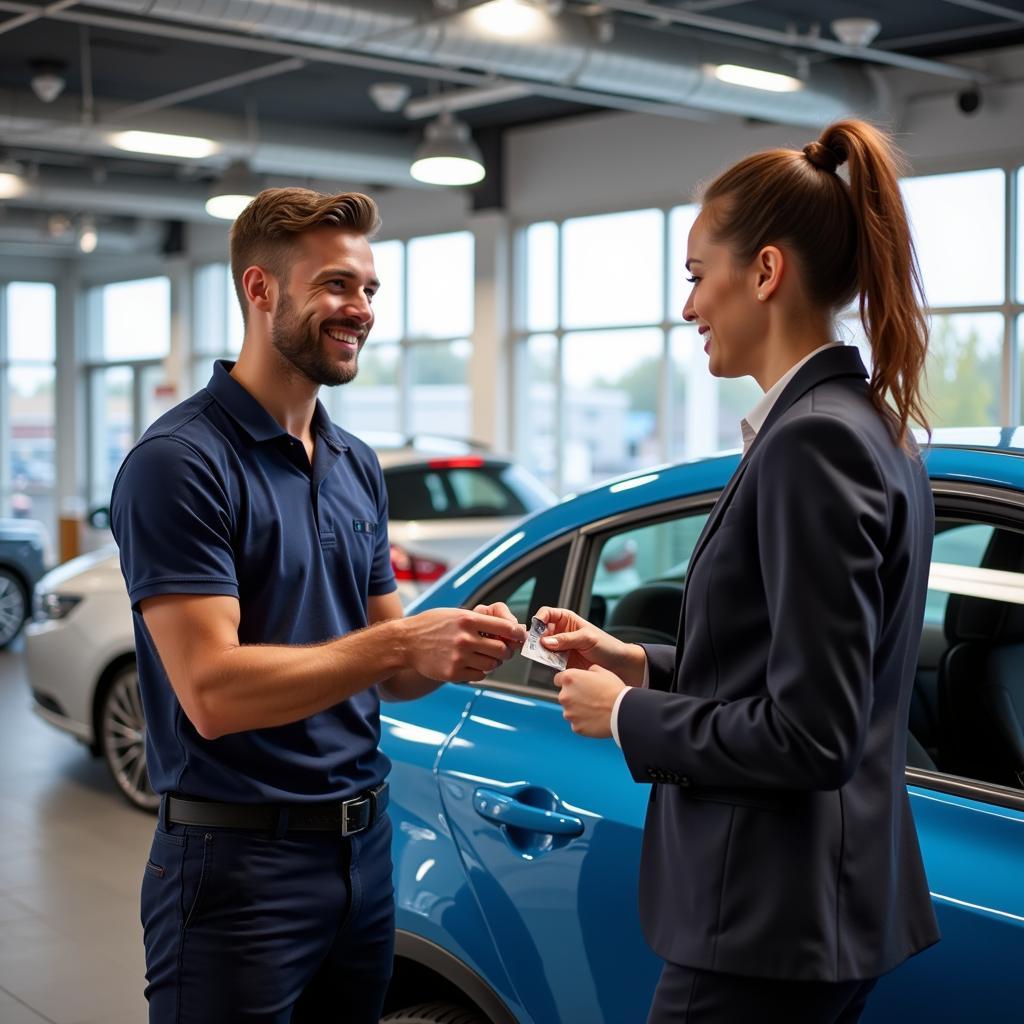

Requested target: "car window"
[
  {"left": 916, "top": 518, "right": 1024, "bottom": 793},
  {"left": 924, "top": 522, "right": 994, "bottom": 626},
  {"left": 386, "top": 465, "right": 532, "bottom": 520},
  {"left": 584, "top": 511, "right": 709, "bottom": 642},
  {"left": 471, "top": 542, "right": 571, "bottom": 689},
  {"left": 447, "top": 469, "right": 508, "bottom": 513}
]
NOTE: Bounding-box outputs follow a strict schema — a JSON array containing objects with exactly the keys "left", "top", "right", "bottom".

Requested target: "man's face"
[{"left": 270, "top": 227, "right": 378, "bottom": 387}]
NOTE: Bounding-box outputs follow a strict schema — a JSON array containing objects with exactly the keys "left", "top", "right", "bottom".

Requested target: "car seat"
[
  {"left": 605, "top": 582, "right": 684, "bottom": 646},
  {"left": 938, "top": 528, "right": 1024, "bottom": 788}
]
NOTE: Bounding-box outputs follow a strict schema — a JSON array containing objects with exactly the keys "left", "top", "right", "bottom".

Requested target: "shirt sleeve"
[
  {"left": 368, "top": 453, "right": 397, "bottom": 597},
  {"left": 110, "top": 435, "right": 239, "bottom": 610}
]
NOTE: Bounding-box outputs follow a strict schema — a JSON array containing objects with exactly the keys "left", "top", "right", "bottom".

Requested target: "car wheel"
[
  {"left": 0, "top": 567, "right": 28, "bottom": 649},
  {"left": 98, "top": 663, "right": 159, "bottom": 813},
  {"left": 381, "top": 1004, "right": 489, "bottom": 1024}
]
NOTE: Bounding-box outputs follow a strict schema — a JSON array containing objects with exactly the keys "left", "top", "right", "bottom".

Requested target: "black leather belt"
[{"left": 164, "top": 782, "right": 388, "bottom": 837}]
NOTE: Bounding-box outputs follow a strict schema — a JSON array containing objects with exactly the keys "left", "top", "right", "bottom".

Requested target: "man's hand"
[
  {"left": 554, "top": 664, "right": 627, "bottom": 738},
  {"left": 473, "top": 601, "right": 525, "bottom": 663},
  {"left": 402, "top": 607, "right": 526, "bottom": 683},
  {"left": 534, "top": 606, "right": 646, "bottom": 685}
]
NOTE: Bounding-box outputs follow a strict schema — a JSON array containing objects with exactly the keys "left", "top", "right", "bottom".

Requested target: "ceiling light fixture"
[
  {"left": 110, "top": 130, "right": 219, "bottom": 159},
  {"left": 410, "top": 111, "right": 485, "bottom": 187},
  {"left": 29, "top": 59, "right": 67, "bottom": 104},
  {"left": 0, "top": 159, "right": 25, "bottom": 199},
  {"left": 713, "top": 64, "right": 804, "bottom": 93},
  {"left": 205, "top": 161, "right": 260, "bottom": 220},
  {"left": 78, "top": 215, "right": 98, "bottom": 254},
  {"left": 472, "top": 0, "right": 547, "bottom": 38},
  {"left": 831, "top": 18, "right": 882, "bottom": 48}
]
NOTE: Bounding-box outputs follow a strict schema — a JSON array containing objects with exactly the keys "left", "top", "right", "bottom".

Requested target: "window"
[
  {"left": 330, "top": 232, "right": 474, "bottom": 443},
  {"left": 918, "top": 518, "right": 1024, "bottom": 793},
  {"left": 584, "top": 510, "right": 710, "bottom": 641},
  {"left": 844, "top": 167, "right": 1018, "bottom": 430},
  {"left": 1, "top": 282, "right": 57, "bottom": 539},
  {"left": 521, "top": 168, "right": 1024, "bottom": 490},
  {"left": 192, "top": 263, "right": 243, "bottom": 391},
  {"left": 384, "top": 463, "right": 542, "bottom": 521},
  {"left": 85, "top": 277, "right": 172, "bottom": 507},
  {"left": 515, "top": 202, "right": 772, "bottom": 494},
  {"left": 470, "top": 543, "right": 571, "bottom": 689}
]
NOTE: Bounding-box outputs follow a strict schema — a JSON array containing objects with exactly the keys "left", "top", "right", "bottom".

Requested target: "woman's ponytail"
[{"left": 820, "top": 121, "right": 930, "bottom": 446}]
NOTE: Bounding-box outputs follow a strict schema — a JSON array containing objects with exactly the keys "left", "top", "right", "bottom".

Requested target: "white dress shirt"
[{"left": 609, "top": 342, "right": 842, "bottom": 747}]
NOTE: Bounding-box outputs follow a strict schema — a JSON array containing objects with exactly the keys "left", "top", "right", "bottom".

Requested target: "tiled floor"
[{"left": 0, "top": 640, "right": 152, "bottom": 1024}]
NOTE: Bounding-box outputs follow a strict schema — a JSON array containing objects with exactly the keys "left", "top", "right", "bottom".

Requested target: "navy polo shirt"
[{"left": 110, "top": 360, "right": 397, "bottom": 803}]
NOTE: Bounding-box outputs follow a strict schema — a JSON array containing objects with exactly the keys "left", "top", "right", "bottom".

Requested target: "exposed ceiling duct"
[{"left": 83, "top": 0, "right": 881, "bottom": 127}]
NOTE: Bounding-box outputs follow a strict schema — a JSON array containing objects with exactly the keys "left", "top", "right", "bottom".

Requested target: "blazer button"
[{"left": 678, "top": 776, "right": 691, "bottom": 787}]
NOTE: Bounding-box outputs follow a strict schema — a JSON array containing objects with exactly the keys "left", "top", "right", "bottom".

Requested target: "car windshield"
[{"left": 385, "top": 463, "right": 549, "bottom": 521}]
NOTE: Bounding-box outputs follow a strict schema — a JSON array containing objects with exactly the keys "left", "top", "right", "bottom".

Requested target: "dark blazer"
[{"left": 617, "top": 345, "right": 940, "bottom": 982}]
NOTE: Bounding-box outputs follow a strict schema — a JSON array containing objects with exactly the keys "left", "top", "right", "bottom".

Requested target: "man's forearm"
[
  {"left": 377, "top": 667, "right": 446, "bottom": 702},
  {"left": 188, "top": 619, "right": 408, "bottom": 739}
]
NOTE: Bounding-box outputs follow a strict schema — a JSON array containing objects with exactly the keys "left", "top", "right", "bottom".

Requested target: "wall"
[{"left": 502, "top": 43, "right": 1024, "bottom": 223}]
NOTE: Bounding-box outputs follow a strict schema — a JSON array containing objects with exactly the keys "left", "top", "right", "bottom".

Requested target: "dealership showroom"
[{"left": 2, "top": 1, "right": 1024, "bottom": 1023}]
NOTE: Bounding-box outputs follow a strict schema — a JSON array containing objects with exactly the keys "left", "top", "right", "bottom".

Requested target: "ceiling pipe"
[
  {"left": 75, "top": 0, "right": 881, "bottom": 127},
  {"left": 598, "top": 0, "right": 993, "bottom": 83}
]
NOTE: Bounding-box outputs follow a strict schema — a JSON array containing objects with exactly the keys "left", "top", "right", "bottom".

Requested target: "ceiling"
[{"left": 0, "top": 0, "right": 1021, "bottom": 256}]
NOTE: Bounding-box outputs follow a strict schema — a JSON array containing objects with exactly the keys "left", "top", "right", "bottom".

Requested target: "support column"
[{"left": 469, "top": 210, "right": 511, "bottom": 452}]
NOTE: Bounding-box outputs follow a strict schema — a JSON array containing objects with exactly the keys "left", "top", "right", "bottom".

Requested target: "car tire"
[
  {"left": 97, "top": 662, "right": 159, "bottom": 813},
  {"left": 0, "top": 567, "right": 28, "bottom": 649},
  {"left": 380, "top": 1003, "right": 489, "bottom": 1024}
]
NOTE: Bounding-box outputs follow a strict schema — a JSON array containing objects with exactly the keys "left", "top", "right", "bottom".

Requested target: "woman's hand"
[
  {"left": 533, "top": 606, "right": 646, "bottom": 686},
  {"left": 554, "top": 664, "right": 627, "bottom": 739}
]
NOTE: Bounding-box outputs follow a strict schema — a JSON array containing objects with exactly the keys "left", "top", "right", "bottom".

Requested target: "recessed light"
[
  {"left": 110, "top": 130, "right": 219, "bottom": 159},
  {"left": 471, "top": 0, "right": 547, "bottom": 38},
  {"left": 713, "top": 64, "right": 804, "bottom": 93}
]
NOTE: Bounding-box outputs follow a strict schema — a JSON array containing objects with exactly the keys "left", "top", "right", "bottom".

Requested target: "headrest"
[
  {"left": 607, "top": 582, "right": 684, "bottom": 639},
  {"left": 945, "top": 528, "right": 1024, "bottom": 644}
]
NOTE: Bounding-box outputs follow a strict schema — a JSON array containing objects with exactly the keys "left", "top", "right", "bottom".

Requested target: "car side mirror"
[{"left": 88, "top": 506, "right": 111, "bottom": 531}]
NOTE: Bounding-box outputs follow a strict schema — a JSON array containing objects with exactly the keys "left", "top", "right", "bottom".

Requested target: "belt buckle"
[{"left": 340, "top": 795, "right": 370, "bottom": 837}]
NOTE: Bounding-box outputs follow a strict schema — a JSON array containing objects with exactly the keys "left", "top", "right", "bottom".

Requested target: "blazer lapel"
[{"left": 672, "top": 346, "right": 869, "bottom": 683}]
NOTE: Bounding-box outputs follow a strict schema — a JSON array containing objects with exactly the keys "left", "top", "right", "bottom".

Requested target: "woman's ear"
[{"left": 754, "top": 245, "right": 784, "bottom": 301}]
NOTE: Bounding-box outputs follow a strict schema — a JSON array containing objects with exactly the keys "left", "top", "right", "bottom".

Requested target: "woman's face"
[{"left": 682, "top": 210, "right": 765, "bottom": 379}]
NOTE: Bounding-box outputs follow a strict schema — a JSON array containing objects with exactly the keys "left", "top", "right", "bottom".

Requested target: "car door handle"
[{"left": 473, "top": 788, "right": 584, "bottom": 837}]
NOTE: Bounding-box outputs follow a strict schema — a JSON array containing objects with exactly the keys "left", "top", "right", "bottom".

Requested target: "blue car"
[{"left": 377, "top": 430, "right": 1024, "bottom": 1024}]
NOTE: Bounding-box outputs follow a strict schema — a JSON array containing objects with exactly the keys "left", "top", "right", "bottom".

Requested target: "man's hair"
[{"left": 229, "top": 188, "right": 381, "bottom": 321}]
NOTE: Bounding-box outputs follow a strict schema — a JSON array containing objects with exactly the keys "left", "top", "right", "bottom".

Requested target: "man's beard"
[{"left": 270, "top": 293, "right": 361, "bottom": 387}]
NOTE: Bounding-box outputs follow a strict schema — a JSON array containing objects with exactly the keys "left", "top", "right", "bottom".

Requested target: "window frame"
[
  {"left": 0, "top": 280, "right": 59, "bottom": 537},
  {"left": 514, "top": 160, "right": 1024, "bottom": 493}
]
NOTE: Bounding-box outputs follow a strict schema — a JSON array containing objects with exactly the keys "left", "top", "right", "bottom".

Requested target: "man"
[{"left": 111, "top": 188, "right": 525, "bottom": 1024}]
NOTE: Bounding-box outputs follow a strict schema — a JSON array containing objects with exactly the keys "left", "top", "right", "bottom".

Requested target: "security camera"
[
  {"left": 957, "top": 89, "right": 982, "bottom": 115},
  {"left": 29, "top": 59, "right": 66, "bottom": 104}
]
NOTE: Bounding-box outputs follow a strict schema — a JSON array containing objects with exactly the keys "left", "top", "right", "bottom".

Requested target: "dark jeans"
[
  {"left": 648, "top": 962, "right": 878, "bottom": 1024},
  {"left": 141, "top": 809, "right": 394, "bottom": 1024}
]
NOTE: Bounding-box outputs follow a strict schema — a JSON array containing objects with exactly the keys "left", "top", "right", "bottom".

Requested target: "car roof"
[
  {"left": 375, "top": 447, "right": 511, "bottom": 470},
  {"left": 412, "top": 438, "right": 1024, "bottom": 612}
]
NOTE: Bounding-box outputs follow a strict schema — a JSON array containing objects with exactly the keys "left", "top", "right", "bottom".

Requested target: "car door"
[
  {"left": 865, "top": 492, "right": 1024, "bottom": 1023},
  {"left": 436, "top": 501, "right": 712, "bottom": 1024}
]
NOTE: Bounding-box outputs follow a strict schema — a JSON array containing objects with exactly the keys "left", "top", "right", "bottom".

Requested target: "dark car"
[{"left": 0, "top": 518, "right": 48, "bottom": 648}]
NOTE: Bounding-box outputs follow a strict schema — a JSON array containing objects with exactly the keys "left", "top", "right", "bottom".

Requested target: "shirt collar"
[
  {"left": 740, "top": 342, "right": 842, "bottom": 447},
  {"left": 205, "top": 359, "right": 348, "bottom": 451}
]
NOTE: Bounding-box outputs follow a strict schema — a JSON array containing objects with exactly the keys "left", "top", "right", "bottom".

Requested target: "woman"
[{"left": 538, "top": 119, "right": 940, "bottom": 1023}]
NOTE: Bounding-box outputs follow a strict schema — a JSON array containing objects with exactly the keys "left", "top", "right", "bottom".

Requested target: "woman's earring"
[{"left": 757, "top": 293, "right": 764, "bottom": 300}]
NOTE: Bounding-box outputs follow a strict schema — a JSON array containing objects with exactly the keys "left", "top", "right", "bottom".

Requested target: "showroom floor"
[{"left": 0, "top": 641, "right": 151, "bottom": 1024}]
